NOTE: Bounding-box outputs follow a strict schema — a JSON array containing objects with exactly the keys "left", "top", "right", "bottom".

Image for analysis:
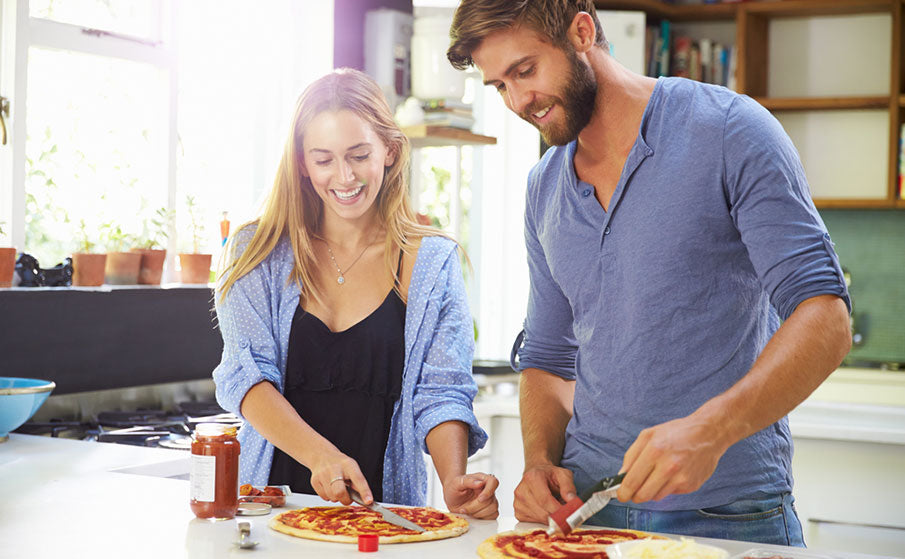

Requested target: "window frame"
[{"left": 0, "top": 0, "right": 177, "bottom": 255}]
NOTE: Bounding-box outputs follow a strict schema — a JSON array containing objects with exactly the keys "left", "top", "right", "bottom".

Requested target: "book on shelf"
[
  {"left": 672, "top": 36, "right": 691, "bottom": 78},
  {"left": 647, "top": 26, "right": 734, "bottom": 89},
  {"left": 899, "top": 123, "right": 905, "bottom": 199},
  {"left": 420, "top": 97, "right": 475, "bottom": 130},
  {"left": 658, "top": 19, "right": 671, "bottom": 77},
  {"left": 699, "top": 39, "right": 713, "bottom": 84},
  {"left": 421, "top": 112, "right": 476, "bottom": 130}
]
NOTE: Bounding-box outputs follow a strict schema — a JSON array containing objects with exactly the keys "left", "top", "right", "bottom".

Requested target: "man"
[{"left": 447, "top": 0, "right": 852, "bottom": 546}]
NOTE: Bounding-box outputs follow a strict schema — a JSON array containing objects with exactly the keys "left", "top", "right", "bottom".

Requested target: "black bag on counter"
[{"left": 15, "top": 253, "right": 73, "bottom": 287}]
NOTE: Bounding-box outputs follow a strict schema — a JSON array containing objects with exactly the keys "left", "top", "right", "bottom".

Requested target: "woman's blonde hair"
[{"left": 217, "top": 68, "right": 444, "bottom": 304}]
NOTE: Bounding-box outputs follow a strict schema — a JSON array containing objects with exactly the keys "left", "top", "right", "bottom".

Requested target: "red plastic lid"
[{"left": 358, "top": 534, "right": 379, "bottom": 552}]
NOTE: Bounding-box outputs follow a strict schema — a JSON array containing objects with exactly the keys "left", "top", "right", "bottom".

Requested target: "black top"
[{"left": 269, "top": 255, "right": 405, "bottom": 501}]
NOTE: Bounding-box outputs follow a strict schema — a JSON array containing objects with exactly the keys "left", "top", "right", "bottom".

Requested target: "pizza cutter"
[
  {"left": 346, "top": 484, "right": 426, "bottom": 533},
  {"left": 546, "top": 472, "right": 625, "bottom": 536}
]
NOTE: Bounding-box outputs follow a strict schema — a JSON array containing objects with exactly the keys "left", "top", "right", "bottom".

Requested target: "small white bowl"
[{"left": 606, "top": 537, "right": 730, "bottom": 559}]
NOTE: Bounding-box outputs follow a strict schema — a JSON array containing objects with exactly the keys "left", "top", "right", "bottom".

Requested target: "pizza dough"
[
  {"left": 477, "top": 527, "right": 666, "bottom": 559},
  {"left": 270, "top": 505, "right": 469, "bottom": 544}
]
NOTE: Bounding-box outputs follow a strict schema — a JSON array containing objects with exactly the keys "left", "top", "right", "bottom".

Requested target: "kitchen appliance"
[
  {"left": 363, "top": 8, "right": 412, "bottom": 110},
  {"left": 411, "top": 15, "right": 465, "bottom": 101},
  {"left": 15, "top": 399, "right": 240, "bottom": 450}
]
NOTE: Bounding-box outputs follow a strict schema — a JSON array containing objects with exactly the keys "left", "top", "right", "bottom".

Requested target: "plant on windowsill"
[
  {"left": 178, "top": 195, "right": 212, "bottom": 284},
  {"left": 71, "top": 219, "right": 107, "bottom": 287},
  {"left": 131, "top": 207, "right": 174, "bottom": 285},
  {"left": 0, "top": 222, "right": 17, "bottom": 288},
  {"left": 100, "top": 221, "right": 141, "bottom": 285}
]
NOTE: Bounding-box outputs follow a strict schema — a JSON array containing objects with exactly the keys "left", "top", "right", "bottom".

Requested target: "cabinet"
[{"left": 594, "top": 0, "right": 905, "bottom": 209}]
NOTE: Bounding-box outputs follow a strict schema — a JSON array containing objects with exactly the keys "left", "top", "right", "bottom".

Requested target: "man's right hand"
[{"left": 513, "top": 464, "right": 577, "bottom": 523}]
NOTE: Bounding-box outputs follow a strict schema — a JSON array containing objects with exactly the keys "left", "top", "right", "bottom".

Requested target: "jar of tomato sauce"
[{"left": 190, "top": 423, "right": 240, "bottom": 520}]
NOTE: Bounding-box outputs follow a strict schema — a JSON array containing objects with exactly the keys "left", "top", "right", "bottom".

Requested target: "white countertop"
[{"left": 0, "top": 434, "right": 896, "bottom": 559}]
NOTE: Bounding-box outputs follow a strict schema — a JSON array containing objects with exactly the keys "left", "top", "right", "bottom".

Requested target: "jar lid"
[
  {"left": 358, "top": 534, "right": 379, "bottom": 552},
  {"left": 194, "top": 423, "right": 238, "bottom": 437},
  {"left": 236, "top": 502, "right": 272, "bottom": 516}
]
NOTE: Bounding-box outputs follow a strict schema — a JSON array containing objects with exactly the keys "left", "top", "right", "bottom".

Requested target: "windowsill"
[{"left": 2, "top": 282, "right": 213, "bottom": 292}]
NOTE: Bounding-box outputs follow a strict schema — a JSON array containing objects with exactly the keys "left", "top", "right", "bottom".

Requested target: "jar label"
[{"left": 190, "top": 454, "right": 216, "bottom": 502}]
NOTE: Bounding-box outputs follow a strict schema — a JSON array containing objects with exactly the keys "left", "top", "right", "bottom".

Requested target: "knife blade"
[
  {"left": 546, "top": 472, "right": 625, "bottom": 536},
  {"left": 346, "top": 485, "right": 426, "bottom": 533}
]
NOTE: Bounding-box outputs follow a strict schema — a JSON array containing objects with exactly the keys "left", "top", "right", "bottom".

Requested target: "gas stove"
[{"left": 15, "top": 400, "right": 241, "bottom": 450}]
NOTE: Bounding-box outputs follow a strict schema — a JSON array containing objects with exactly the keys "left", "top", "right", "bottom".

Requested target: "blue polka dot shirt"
[{"left": 212, "top": 230, "right": 487, "bottom": 506}]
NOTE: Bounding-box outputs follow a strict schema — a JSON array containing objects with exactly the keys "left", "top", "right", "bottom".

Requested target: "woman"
[{"left": 212, "top": 68, "right": 498, "bottom": 519}]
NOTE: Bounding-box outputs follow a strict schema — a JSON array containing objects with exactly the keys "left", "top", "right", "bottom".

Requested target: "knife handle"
[{"left": 579, "top": 472, "right": 625, "bottom": 502}]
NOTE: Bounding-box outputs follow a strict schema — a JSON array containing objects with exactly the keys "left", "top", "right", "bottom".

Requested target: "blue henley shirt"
[{"left": 516, "top": 77, "right": 850, "bottom": 511}]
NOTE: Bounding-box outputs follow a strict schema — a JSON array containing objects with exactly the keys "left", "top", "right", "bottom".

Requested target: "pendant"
[{"left": 337, "top": 276, "right": 345, "bottom": 285}]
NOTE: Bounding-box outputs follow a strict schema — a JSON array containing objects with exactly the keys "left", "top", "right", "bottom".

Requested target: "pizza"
[
  {"left": 269, "top": 505, "right": 469, "bottom": 544},
  {"left": 478, "top": 528, "right": 667, "bottom": 559}
]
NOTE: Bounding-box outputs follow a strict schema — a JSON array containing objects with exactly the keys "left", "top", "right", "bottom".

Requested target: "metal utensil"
[
  {"left": 236, "top": 521, "right": 259, "bottom": 549},
  {"left": 346, "top": 485, "right": 426, "bottom": 533},
  {"left": 547, "top": 472, "right": 626, "bottom": 535}
]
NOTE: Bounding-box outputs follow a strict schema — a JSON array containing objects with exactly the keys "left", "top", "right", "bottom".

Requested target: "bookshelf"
[{"left": 595, "top": 0, "right": 904, "bottom": 209}]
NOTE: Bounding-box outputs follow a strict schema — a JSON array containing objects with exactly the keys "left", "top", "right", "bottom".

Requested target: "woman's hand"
[
  {"left": 308, "top": 449, "right": 372, "bottom": 506},
  {"left": 442, "top": 472, "right": 500, "bottom": 519}
]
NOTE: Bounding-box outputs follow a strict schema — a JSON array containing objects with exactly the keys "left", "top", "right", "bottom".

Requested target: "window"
[{"left": 1, "top": 0, "right": 333, "bottom": 277}]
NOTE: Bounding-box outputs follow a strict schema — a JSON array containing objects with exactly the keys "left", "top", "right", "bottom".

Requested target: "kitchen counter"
[{"left": 0, "top": 434, "right": 897, "bottom": 559}]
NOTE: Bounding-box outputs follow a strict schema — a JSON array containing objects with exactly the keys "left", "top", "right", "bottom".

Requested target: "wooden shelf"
[
  {"left": 755, "top": 96, "right": 890, "bottom": 111},
  {"left": 594, "top": 0, "right": 736, "bottom": 21},
  {"left": 743, "top": 0, "right": 892, "bottom": 18},
  {"left": 814, "top": 198, "right": 897, "bottom": 209},
  {"left": 403, "top": 125, "right": 497, "bottom": 148},
  {"left": 595, "top": 0, "right": 892, "bottom": 19},
  {"left": 601, "top": 0, "right": 904, "bottom": 209}
]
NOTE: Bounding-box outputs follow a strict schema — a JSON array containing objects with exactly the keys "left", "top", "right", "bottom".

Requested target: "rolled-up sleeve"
[
  {"left": 412, "top": 248, "right": 488, "bottom": 457},
  {"left": 516, "top": 176, "right": 579, "bottom": 379},
  {"left": 723, "top": 95, "right": 851, "bottom": 319},
  {"left": 212, "top": 234, "right": 283, "bottom": 418}
]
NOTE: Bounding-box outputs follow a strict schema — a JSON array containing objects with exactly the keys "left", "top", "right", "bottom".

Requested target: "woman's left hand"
[{"left": 442, "top": 472, "right": 500, "bottom": 519}]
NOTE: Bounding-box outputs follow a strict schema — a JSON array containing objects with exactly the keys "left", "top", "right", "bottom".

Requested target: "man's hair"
[{"left": 447, "top": 0, "right": 607, "bottom": 70}]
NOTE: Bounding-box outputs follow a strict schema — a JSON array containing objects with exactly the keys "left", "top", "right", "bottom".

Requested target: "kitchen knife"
[
  {"left": 546, "top": 472, "right": 625, "bottom": 536},
  {"left": 346, "top": 485, "right": 426, "bottom": 533}
]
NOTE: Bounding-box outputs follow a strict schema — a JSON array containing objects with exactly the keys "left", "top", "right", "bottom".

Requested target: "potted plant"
[
  {"left": 131, "top": 207, "right": 173, "bottom": 285},
  {"left": 71, "top": 219, "right": 107, "bottom": 286},
  {"left": 0, "top": 221, "right": 17, "bottom": 288},
  {"left": 100, "top": 221, "right": 141, "bottom": 285},
  {"left": 178, "top": 195, "right": 212, "bottom": 284}
]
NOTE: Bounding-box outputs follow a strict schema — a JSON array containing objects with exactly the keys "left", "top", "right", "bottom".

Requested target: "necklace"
[{"left": 321, "top": 232, "right": 376, "bottom": 285}]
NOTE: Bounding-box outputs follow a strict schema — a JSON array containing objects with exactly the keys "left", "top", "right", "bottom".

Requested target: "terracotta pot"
[
  {"left": 72, "top": 253, "right": 107, "bottom": 286},
  {"left": 178, "top": 253, "right": 212, "bottom": 284},
  {"left": 104, "top": 251, "right": 142, "bottom": 285},
  {"left": 131, "top": 248, "right": 166, "bottom": 285},
  {"left": 0, "top": 247, "right": 17, "bottom": 287}
]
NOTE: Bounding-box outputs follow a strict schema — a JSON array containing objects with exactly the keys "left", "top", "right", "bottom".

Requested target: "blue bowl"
[{"left": 0, "top": 377, "right": 56, "bottom": 442}]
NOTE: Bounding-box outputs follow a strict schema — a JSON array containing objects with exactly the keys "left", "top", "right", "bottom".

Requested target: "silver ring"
[{"left": 330, "top": 476, "right": 344, "bottom": 484}]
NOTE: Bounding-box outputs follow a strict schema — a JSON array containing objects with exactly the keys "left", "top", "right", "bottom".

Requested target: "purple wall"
[{"left": 334, "top": 0, "right": 413, "bottom": 70}]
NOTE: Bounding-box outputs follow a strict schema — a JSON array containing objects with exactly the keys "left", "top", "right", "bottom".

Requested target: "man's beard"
[{"left": 520, "top": 49, "right": 597, "bottom": 146}]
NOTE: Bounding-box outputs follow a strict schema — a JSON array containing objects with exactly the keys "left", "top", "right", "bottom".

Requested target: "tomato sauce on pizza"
[
  {"left": 270, "top": 505, "right": 469, "bottom": 544},
  {"left": 479, "top": 528, "right": 662, "bottom": 559}
]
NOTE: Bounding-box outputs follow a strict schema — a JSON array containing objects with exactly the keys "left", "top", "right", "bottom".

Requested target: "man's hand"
[
  {"left": 513, "top": 464, "right": 577, "bottom": 523},
  {"left": 616, "top": 412, "right": 730, "bottom": 504},
  {"left": 443, "top": 473, "right": 500, "bottom": 519}
]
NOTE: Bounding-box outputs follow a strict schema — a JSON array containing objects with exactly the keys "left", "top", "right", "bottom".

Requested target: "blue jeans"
[{"left": 586, "top": 493, "right": 805, "bottom": 547}]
